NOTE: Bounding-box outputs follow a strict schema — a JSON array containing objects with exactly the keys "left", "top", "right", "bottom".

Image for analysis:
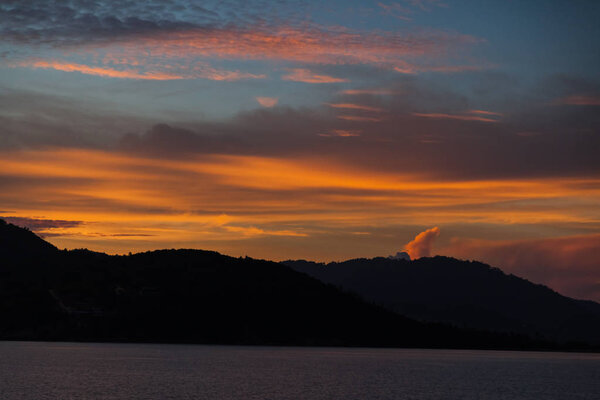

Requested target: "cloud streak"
[
  {"left": 1, "top": 216, "right": 83, "bottom": 231},
  {"left": 412, "top": 112, "right": 500, "bottom": 123}
]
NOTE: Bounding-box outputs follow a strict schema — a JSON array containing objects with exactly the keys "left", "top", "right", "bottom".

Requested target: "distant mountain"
[
  {"left": 283, "top": 257, "right": 600, "bottom": 345},
  {"left": 0, "top": 219, "right": 569, "bottom": 350}
]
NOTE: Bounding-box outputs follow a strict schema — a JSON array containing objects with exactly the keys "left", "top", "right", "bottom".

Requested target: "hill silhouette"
[
  {"left": 0, "top": 219, "right": 57, "bottom": 259},
  {"left": 0, "top": 219, "right": 595, "bottom": 350},
  {"left": 284, "top": 257, "right": 600, "bottom": 345}
]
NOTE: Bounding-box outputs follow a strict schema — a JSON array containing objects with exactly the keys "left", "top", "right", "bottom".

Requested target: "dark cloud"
[
  {"left": 0, "top": 89, "right": 150, "bottom": 150},
  {"left": 0, "top": 0, "right": 308, "bottom": 47},
  {"left": 116, "top": 76, "right": 600, "bottom": 180},
  {"left": 1, "top": 216, "right": 83, "bottom": 230},
  {"left": 2, "top": 74, "right": 599, "bottom": 181},
  {"left": 0, "top": 0, "right": 212, "bottom": 46}
]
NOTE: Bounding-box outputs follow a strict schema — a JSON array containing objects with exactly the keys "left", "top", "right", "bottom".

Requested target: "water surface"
[{"left": 0, "top": 342, "right": 598, "bottom": 399}]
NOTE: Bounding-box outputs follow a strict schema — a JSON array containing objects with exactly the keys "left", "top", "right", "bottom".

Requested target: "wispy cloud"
[
  {"left": 1, "top": 1, "right": 484, "bottom": 82},
  {"left": 21, "top": 60, "right": 186, "bottom": 80}
]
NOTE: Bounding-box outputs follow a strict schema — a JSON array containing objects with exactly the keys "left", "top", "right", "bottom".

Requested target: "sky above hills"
[{"left": 0, "top": 1, "right": 599, "bottom": 300}]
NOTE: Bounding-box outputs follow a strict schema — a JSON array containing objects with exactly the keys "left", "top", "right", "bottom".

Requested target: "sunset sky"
[{"left": 1, "top": 1, "right": 599, "bottom": 300}]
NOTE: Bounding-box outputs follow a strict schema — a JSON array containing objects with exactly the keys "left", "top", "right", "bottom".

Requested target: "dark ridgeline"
[
  {"left": 284, "top": 257, "right": 600, "bottom": 346},
  {"left": 0, "top": 219, "right": 596, "bottom": 350}
]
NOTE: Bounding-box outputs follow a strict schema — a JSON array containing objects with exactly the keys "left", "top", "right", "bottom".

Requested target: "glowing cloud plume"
[{"left": 404, "top": 227, "right": 440, "bottom": 259}]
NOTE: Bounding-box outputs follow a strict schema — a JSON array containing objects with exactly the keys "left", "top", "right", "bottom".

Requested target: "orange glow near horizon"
[{"left": 1, "top": 148, "right": 599, "bottom": 259}]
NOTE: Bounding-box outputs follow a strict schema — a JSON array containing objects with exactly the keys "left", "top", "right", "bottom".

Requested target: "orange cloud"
[
  {"left": 327, "top": 103, "right": 384, "bottom": 112},
  {"left": 282, "top": 69, "right": 348, "bottom": 83},
  {"left": 23, "top": 60, "right": 185, "bottom": 80},
  {"left": 404, "top": 227, "right": 440, "bottom": 259},
  {"left": 256, "top": 97, "right": 279, "bottom": 107},
  {"left": 19, "top": 60, "right": 265, "bottom": 81}
]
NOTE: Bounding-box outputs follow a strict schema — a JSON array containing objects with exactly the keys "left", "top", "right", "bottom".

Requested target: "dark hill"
[
  {"left": 0, "top": 220, "right": 567, "bottom": 349},
  {"left": 283, "top": 257, "right": 600, "bottom": 345},
  {"left": 0, "top": 219, "right": 57, "bottom": 259}
]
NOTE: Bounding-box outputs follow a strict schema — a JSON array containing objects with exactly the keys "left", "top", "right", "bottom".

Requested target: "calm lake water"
[{"left": 0, "top": 342, "right": 598, "bottom": 399}]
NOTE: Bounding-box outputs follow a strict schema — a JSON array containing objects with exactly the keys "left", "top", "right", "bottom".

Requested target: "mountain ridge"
[
  {"left": 283, "top": 256, "right": 600, "bottom": 345},
  {"left": 0, "top": 219, "right": 597, "bottom": 350}
]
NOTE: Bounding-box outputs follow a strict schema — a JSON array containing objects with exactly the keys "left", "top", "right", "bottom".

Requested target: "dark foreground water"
[{"left": 0, "top": 342, "right": 599, "bottom": 399}]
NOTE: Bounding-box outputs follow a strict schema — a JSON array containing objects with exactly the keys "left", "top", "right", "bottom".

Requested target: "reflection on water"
[{"left": 0, "top": 341, "right": 599, "bottom": 399}]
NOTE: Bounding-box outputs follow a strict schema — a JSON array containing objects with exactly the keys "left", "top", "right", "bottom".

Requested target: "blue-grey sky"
[{"left": 1, "top": 0, "right": 599, "bottom": 300}]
